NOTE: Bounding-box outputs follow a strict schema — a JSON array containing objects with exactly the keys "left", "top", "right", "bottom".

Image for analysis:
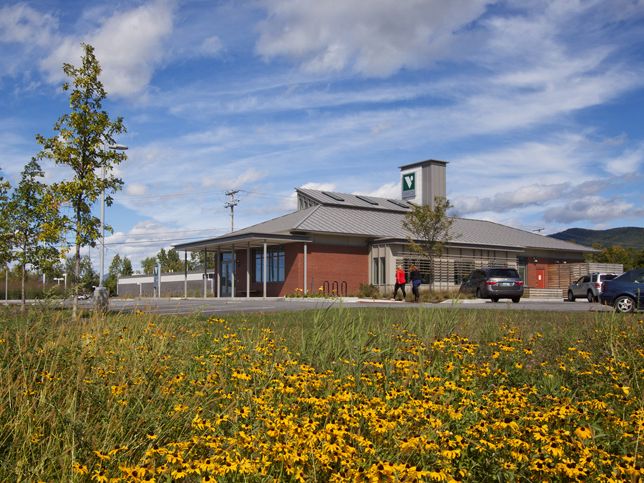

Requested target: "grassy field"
[{"left": 0, "top": 306, "right": 642, "bottom": 482}]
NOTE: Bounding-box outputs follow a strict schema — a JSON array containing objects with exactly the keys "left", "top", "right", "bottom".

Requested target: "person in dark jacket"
[
  {"left": 393, "top": 265, "right": 407, "bottom": 301},
  {"left": 409, "top": 265, "right": 422, "bottom": 302}
]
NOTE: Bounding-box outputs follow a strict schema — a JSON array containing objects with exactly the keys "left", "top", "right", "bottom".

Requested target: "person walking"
[
  {"left": 409, "top": 264, "right": 422, "bottom": 302},
  {"left": 393, "top": 265, "right": 407, "bottom": 301}
]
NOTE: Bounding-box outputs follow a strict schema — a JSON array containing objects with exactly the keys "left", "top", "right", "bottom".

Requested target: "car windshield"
[
  {"left": 488, "top": 269, "right": 519, "bottom": 278},
  {"left": 603, "top": 274, "right": 617, "bottom": 281}
]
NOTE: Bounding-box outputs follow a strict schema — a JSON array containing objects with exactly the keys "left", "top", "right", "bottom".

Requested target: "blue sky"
[{"left": 1, "top": 0, "right": 643, "bottom": 272}]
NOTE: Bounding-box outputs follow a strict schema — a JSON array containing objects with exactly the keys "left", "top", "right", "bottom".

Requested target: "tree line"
[
  {"left": 586, "top": 244, "right": 644, "bottom": 271},
  {"left": 139, "top": 248, "right": 214, "bottom": 275}
]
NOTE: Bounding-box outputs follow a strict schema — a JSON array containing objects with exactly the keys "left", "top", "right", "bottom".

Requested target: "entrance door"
[
  {"left": 220, "top": 252, "right": 234, "bottom": 297},
  {"left": 536, "top": 269, "right": 546, "bottom": 289}
]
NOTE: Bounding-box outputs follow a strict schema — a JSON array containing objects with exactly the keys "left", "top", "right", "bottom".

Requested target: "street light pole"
[
  {"left": 94, "top": 143, "right": 128, "bottom": 311},
  {"left": 99, "top": 163, "right": 105, "bottom": 287}
]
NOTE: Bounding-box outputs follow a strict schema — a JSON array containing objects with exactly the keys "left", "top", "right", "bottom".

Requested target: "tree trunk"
[
  {"left": 20, "top": 261, "right": 25, "bottom": 311},
  {"left": 72, "top": 212, "right": 81, "bottom": 319}
]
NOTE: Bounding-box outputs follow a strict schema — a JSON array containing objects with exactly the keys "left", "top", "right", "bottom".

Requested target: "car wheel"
[
  {"left": 614, "top": 296, "right": 636, "bottom": 313},
  {"left": 567, "top": 290, "right": 575, "bottom": 302},
  {"left": 491, "top": 297, "right": 499, "bottom": 303},
  {"left": 476, "top": 288, "right": 482, "bottom": 299},
  {"left": 587, "top": 291, "right": 596, "bottom": 303},
  {"left": 512, "top": 297, "right": 520, "bottom": 303}
]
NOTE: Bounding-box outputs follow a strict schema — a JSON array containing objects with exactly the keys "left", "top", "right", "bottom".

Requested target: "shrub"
[{"left": 357, "top": 283, "right": 381, "bottom": 299}]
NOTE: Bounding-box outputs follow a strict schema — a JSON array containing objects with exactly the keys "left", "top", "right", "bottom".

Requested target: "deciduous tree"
[
  {"left": 587, "top": 244, "right": 644, "bottom": 271},
  {"left": 64, "top": 255, "right": 98, "bottom": 293},
  {"left": 0, "top": 173, "right": 11, "bottom": 268},
  {"left": 161, "top": 248, "right": 183, "bottom": 273},
  {"left": 105, "top": 253, "right": 122, "bottom": 295},
  {"left": 35, "top": 43, "right": 126, "bottom": 318},
  {"left": 121, "top": 257, "right": 133, "bottom": 276},
  {"left": 141, "top": 256, "right": 157, "bottom": 275},
  {"left": 8, "top": 159, "right": 64, "bottom": 306},
  {"left": 402, "top": 197, "right": 455, "bottom": 288}
]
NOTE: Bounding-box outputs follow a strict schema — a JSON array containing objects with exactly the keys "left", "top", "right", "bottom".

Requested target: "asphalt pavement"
[
  {"left": 2, "top": 296, "right": 616, "bottom": 316},
  {"left": 106, "top": 296, "right": 615, "bottom": 316}
]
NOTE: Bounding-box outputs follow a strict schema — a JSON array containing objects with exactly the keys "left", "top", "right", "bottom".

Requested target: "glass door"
[{"left": 220, "top": 252, "right": 234, "bottom": 297}]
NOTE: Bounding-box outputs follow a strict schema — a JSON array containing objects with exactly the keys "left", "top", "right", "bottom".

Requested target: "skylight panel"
[
  {"left": 387, "top": 199, "right": 410, "bottom": 209},
  {"left": 355, "top": 195, "right": 379, "bottom": 206},
  {"left": 321, "top": 191, "right": 345, "bottom": 202}
]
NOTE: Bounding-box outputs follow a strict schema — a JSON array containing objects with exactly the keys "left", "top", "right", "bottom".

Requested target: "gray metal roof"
[
  {"left": 293, "top": 205, "right": 594, "bottom": 252},
  {"left": 296, "top": 188, "right": 413, "bottom": 212},
  {"left": 175, "top": 188, "right": 595, "bottom": 253}
]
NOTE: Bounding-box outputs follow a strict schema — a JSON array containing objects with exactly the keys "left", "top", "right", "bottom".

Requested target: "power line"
[
  {"left": 108, "top": 227, "right": 224, "bottom": 238},
  {"left": 115, "top": 187, "right": 294, "bottom": 202},
  {"left": 106, "top": 236, "right": 217, "bottom": 246},
  {"left": 53, "top": 234, "right": 220, "bottom": 250}
]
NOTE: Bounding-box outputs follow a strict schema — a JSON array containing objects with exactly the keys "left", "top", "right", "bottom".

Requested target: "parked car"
[
  {"left": 459, "top": 267, "right": 524, "bottom": 303},
  {"left": 567, "top": 272, "right": 618, "bottom": 303},
  {"left": 599, "top": 268, "right": 644, "bottom": 313}
]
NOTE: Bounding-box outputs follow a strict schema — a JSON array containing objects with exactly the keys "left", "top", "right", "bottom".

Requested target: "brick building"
[{"left": 119, "top": 160, "right": 597, "bottom": 298}]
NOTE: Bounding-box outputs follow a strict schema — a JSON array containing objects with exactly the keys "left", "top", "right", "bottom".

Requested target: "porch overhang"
[
  {"left": 173, "top": 232, "right": 312, "bottom": 252},
  {"left": 370, "top": 237, "right": 525, "bottom": 252}
]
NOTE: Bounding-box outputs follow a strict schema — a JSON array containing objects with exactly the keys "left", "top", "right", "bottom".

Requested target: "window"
[
  {"left": 373, "top": 256, "right": 386, "bottom": 284},
  {"left": 372, "top": 258, "right": 379, "bottom": 285},
  {"left": 454, "top": 260, "right": 474, "bottom": 284},
  {"left": 255, "top": 247, "right": 285, "bottom": 282},
  {"left": 488, "top": 268, "right": 520, "bottom": 278}
]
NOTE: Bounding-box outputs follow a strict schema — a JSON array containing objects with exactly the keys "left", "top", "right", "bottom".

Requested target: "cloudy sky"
[{"left": 1, "top": 0, "right": 643, "bottom": 271}]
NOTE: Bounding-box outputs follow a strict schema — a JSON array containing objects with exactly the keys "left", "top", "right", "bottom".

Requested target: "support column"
[
  {"left": 303, "top": 243, "right": 308, "bottom": 295},
  {"left": 184, "top": 251, "right": 188, "bottom": 298},
  {"left": 246, "top": 242, "right": 251, "bottom": 298},
  {"left": 263, "top": 242, "right": 267, "bottom": 299},
  {"left": 203, "top": 249, "right": 207, "bottom": 298},
  {"left": 216, "top": 249, "right": 221, "bottom": 298},
  {"left": 231, "top": 245, "right": 235, "bottom": 299}
]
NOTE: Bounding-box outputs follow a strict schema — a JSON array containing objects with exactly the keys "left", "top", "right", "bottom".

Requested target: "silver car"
[{"left": 567, "top": 272, "right": 618, "bottom": 303}]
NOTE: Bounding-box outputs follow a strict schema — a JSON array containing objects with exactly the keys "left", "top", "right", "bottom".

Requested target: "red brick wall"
[
  {"left": 299, "top": 243, "right": 369, "bottom": 297},
  {"left": 233, "top": 242, "right": 369, "bottom": 297}
]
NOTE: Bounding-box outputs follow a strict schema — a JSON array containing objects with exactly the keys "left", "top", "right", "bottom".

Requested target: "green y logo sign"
[{"left": 401, "top": 172, "right": 415, "bottom": 199}]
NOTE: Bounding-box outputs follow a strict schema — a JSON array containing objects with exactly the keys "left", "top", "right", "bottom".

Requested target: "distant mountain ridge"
[{"left": 549, "top": 227, "right": 644, "bottom": 250}]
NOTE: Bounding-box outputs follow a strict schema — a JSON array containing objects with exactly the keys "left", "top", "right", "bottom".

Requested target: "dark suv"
[
  {"left": 459, "top": 267, "right": 524, "bottom": 303},
  {"left": 599, "top": 268, "right": 644, "bottom": 313}
]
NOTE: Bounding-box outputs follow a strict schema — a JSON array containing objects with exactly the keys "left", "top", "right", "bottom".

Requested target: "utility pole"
[{"left": 225, "top": 189, "right": 240, "bottom": 232}]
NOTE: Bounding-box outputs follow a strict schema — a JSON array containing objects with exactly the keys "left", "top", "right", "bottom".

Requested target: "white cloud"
[
  {"left": 126, "top": 183, "right": 148, "bottom": 196},
  {"left": 256, "top": 0, "right": 491, "bottom": 76},
  {"left": 0, "top": 3, "right": 58, "bottom": 76},
  {"left": 543, "top": 196, "right": 644, "bottom": 224},
  {"left": 201, "top": 167, "right": 266, "bottom": 189},
  {"left": 0, "top": 3, "right": 57, "bottom": 46},
  {"left": 282, "top": 182, "right": 337, "bottom": 210},
  {"left": 199, "top": 35, "right": 223, "bottom": 57},
  {"left": 605, "top": 145, "right": 644, "bottom": 175},
  {"left": 359, "top": 182, "right": 398, "bottom": 199},
  {"left": 104, "top": 220, "right": 227, "bottom": 273},
  {"left": 40, "top": 1, "right": 175, "bottom": 97}
]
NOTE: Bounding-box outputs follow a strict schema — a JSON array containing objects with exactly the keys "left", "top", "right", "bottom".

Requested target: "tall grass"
[{"left": 0, "top": 305, "right": 642, "bottom": 481}]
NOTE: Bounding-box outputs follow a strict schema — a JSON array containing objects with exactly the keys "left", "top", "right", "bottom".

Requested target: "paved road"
[
  {"left": 2, "top": 296, "right": 616, "bottom": 315},
  {"left": 104, "top": 297, "right": 614, "bottom": 316}
]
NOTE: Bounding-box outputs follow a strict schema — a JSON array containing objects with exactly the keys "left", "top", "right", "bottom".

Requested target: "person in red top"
[{"left": 393, "top": 265, "right": 407, "bottom": 301}]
